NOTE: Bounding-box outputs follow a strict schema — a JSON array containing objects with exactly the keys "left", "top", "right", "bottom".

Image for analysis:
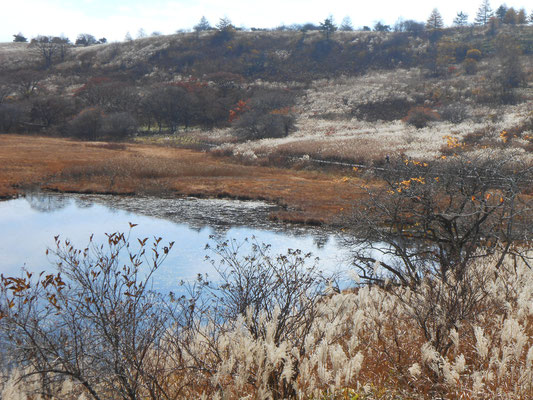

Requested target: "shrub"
[
  {"left": 66, "top": 107, "right": 104, "bottom": 140},
  {"left": 402, "top": 106, "right": 440, "bottom": 128},
  {"left": 464, "top": 58, "right": 478, "bottom": 75},
  {"left": 453, "top": 43, "right": 470, "bottom": 62},
  {"left": 0, "top": 232, "right": 175, "bottom": 399},
  {"left": 102, "top": 112, "right": 138, "bottom": 139},
  {"left": 462, "top": 126, "right": 492, "bottom": 145},
  {"left": 466, "top": 48, "right": 482, "bottom": 61},
  {"left": 0, "top": 103, "right": 24, "bottom": 132},
  {"left": 210, "top": 27, "right": 235, "bottom": 46},
  {"left": 233, "top": 88, "right": 297, "bottom": 140},
  {"left": 352, "top": 98, "right": 415, "bottom": 122},
  {"left": 439, "top": 103, "right": 469, "bottom": 123},
  {"left": 202, "top": 239, "right": 328, "bottom": 398}
]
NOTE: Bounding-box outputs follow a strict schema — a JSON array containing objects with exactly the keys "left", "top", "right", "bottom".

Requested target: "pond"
[{"left": 0, "top": 193, "right": 352, "bottom": 292}]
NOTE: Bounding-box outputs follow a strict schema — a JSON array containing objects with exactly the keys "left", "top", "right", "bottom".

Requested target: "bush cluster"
[
  {"left": 66, "top": 108, "right": 138, "bottom": 140},
  {"left": 1, "top": 228, "right": 532, "bottom": 399},
  {"left": 232, "top": 88, "right": 298, "bottom": 140},
  {"left": 403, "top": 106, "right": 440, "bottom": 128}
]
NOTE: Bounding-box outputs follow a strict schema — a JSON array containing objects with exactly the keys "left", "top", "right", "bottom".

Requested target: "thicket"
[
  {"left": 1, "top": 156, "right": 532, "bottom": 399},
  {"left": 233, "top": 88, "right": 298, "bottom": 140}
]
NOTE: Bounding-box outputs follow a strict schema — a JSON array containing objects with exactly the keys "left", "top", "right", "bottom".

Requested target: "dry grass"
[
  {"left": 7, "top": 255, "right": 531, "bottom": 399},
  {"left": 176, "top": 256, "right": 533, "bottom": 399},
  {"left": 0, "top": 134, "right": 369, "bottom": 223},
  {"left": 224, "top": 65, "right": 533, "bottom": 165}
]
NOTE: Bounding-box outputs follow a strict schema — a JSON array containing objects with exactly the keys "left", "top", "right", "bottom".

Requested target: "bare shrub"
[
  {"left": 0, "top": 103, "right": 24, "bottom": 132},
  {"left": 66, "top": 107, "right": 104, "bottom": 140},
  {"left": 438, "top": 102, "right": 470, "bottom": 123},
  {"left": 344, "top": 152, "right": 533, "bottom": 288},
  {"left": 189, "top": 239, "right": 329, "bottom": 399},
  {"left": 462, "top": 126, "right": 493, "bottom": 146},
  {"left": 233, "top": 88, "right": 297, "bottom": 140},
  {"left": 0, "top": 231, "right": 175, "bottom": 399},
  {"left": 102, "top": 112, "right": 138, "bottom": 139},
  {"left": 351, "top": 97, "right": 414, "bottom": 122},
  {"left": 403, "top": 106, "right": 440, "bottom": 128}
]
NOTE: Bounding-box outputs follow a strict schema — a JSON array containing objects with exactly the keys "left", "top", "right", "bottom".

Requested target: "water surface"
[{"left": 0, "top": 193, "right": 351, "bottom": 291}]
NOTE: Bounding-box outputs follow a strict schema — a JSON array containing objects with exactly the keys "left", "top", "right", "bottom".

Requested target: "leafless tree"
[
  {"left": 75, "top": 33, "right": 97, "bottom": 47},
  {"left": 30, "top": 95, "right": 76, "bottom": 128},
  {"left": 344, "top": 152, "right": 533, "bottom": 287},
  {"left": 29, "top": 35, "right": 70, "bottom": 68},
  {"left": 12, "top": 69, "right": 42, "bottom": 99},
  {"left": 0, "top": 79, "right": 14, "bottom": 104},
  {"left": 343, "top": 152, "right": 533, "bottom": 357},
  {"left": 0, "top": 103, "right": 24, "bottom": 132},
  {"left": 76, "top": 78, "right": 139, "bottom": 113},
  {"left": 233, "top": 88, "right": 297, "bottom": 140}
]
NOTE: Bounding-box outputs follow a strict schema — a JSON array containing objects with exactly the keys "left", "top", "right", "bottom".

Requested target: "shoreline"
[{"left": 0, "top": 134, "right": 370, "bottom": 225}]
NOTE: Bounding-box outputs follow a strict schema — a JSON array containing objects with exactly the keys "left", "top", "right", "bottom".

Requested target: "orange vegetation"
[{"left": 0, "top": 134, "right": 369, "bottom": 223}]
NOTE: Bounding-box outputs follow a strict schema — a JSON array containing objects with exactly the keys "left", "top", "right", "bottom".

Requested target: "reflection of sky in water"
[{"left": 0, "top": 194, "right": 351, "bottom": 292}]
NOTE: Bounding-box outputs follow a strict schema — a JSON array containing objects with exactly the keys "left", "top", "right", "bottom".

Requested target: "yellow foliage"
[{"left": 443, "top": 135, "right": 464, "bottom": 149}]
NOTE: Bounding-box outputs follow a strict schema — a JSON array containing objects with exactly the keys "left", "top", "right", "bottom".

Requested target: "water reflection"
[
  {"left": 312, "top": 234, "right": 330, "bottom": 249},
  {"left": 0, "top": 193, "right": 352, "bottom": 291},
  {"left": 25, "top": 192, "right": 70, "bottom": 213}
]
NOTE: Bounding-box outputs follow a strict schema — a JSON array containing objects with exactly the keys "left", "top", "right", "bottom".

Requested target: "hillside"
[
  {"left": 3, "top": 24, "right": 533, "bottom": 400},
  {"left": 0, "top": 25, "right": 532, "bottom": 166}
]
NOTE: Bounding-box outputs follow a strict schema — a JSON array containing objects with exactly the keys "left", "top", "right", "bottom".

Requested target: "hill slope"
[{"left": 0, "top": 25, "right": 532, "bottom": 165}]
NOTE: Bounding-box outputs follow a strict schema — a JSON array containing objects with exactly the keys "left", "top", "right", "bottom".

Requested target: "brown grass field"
[{"left": 0, "top": 134, "right": 370, "bottom": 224}]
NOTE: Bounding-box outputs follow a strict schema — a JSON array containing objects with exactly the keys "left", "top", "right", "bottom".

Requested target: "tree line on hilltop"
[{"left": 11, "top": 0, "right": 533, "bottom": 46}]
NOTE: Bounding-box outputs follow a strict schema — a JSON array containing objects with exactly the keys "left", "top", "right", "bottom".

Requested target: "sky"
[{"left": 1, "top": 0, "right": 531, "bottom": 43}]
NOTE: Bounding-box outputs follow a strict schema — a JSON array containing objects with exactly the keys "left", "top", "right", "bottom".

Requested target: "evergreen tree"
[
  {"left": 487, "top": 16, "right": 500, "bottom": 35},
  {"left": 194, "top": 16, "right": 212, "bottom": 32},
  {"left": 516, "top": 8, "right": 527, "bottom": 24},
  {"left": 137, "top": 28, "right": 147, "bottom": 39},
  {"left": 319, "top": 16, "right": 337, "bottom": 39},
  {"left": 495, "top": 4, "right": 508, "bottom": 21},
  {"left": 426, "top": 8, "right": 444, "bottom": 29},
  {"left": 373, "top": 21, "right": 391, "bottom": 32},
  {"left": 475, "top": 0, "right": 494, "bottom": 25},
  {"left": 454, "top": 11, "right": 469, "bottom": 26},
  {"left": 216, "top": 17, "right": 234, "bottom": 31},
  {"left": 339, "top": 16, "right": 354, "bottom": 31},
  {"left": 13, "top": 33, "right": 27, "bottom": 42},
  {"left": 503, "top": 7, "right": 517, "bottom": 24}
]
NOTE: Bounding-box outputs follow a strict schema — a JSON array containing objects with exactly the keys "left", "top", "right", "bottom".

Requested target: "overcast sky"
[{"left": 1, "top": 0, "right": 531, "bottom": 43}]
